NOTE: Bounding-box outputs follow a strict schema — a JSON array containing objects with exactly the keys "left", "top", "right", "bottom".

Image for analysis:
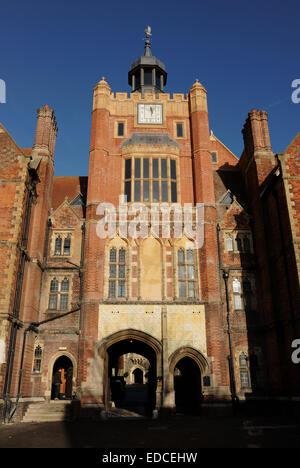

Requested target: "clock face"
[{"left": 137, "top": 104, "right": 163, "bottom": 124}]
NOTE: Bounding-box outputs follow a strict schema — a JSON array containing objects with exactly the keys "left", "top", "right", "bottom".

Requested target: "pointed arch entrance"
[
  {"left": 99, "top": 329, "right": 162, "bottom": 416},
  {"left": 169, "top": 347, "right": 208, "bottom": 414},
  {"left": 51, "top": 355, "right": 73, "bottom": 400},
  {"left": 132, "top": 367, "right": 144, "bottom": 384}
]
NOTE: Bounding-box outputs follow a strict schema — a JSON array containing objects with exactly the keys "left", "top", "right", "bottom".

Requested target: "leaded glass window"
[
  {"left": 177, "top": 249, "right": 196, "bottom": 298},
  {"left": 109, "top": 248, "right": 126, "bottom": 298},
  {"left": 124, "top": 157, "right": 178, "bottom": 203}
]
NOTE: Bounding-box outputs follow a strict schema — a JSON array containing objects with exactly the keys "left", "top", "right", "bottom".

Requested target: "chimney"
[
  {"left": 242, "top": 110, "right": 276, "bottom": 185},
  {"left": 32, "top": 105, "right": 58, "bottom": 160}
]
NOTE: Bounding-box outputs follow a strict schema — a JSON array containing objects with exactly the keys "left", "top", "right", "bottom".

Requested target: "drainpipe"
[
  {"left": 216, "top": 225, "right": 238, "bottom": 413},
  {"left": 223, "top": 269, "right": 239, "bottom": 413}
]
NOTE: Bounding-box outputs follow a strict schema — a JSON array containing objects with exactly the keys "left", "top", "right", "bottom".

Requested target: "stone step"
[
  {"left": 25, "top": 405, "right": 70, "bottom": 412},
  {"left": 23, "top": 415, "right": 70, "bottom": 422},
  {"left": 22, "top": 401, "right": 72, "bottom": 423}
]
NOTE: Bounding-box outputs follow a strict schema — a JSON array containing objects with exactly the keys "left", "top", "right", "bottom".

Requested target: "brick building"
[{"left": 0, "top": 32, "right": 299, "bottom": 422}]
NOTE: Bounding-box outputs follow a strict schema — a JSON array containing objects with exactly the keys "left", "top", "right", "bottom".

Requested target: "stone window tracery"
[
  {"left": 108, "top": 247, "right": 126, "bottom": 298},
  {"left": 239, "top": 352, "right": 250, "bottom": 389},
  {"left": 224, "top": 231, "right": 253, "bottom": 253},
  {"left": 177, "top": 248, "right": 196, "bottom": 299},
  {"left": 49, "top": 277, "right": 70, "bottom": 310},
  {"left": 124, "top": 157, "right": 178, "bottom": 203},
  {"left": 52, "top": 232, "right": 72, "bottom": 257},
  {"left": 33, "top": 344, "right": 43, "bottom": 373}
]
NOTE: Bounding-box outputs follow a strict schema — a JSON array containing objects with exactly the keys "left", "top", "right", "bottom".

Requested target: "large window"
[
  {"left": 49, "top": 277, "right": 70, "bottom": 310},
  {"left": 124, "top": 157, "right": 178, "bottom": 203},
  {"left": 109, "top": 248, "right": 126, "bottom": 298},
  {"left": 177, "top": 248, "right": 196, "bottom": 298}
]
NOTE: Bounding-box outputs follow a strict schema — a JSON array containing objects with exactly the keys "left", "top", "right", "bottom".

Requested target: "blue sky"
[{"left": 0, "top": 0, "right": 299, "bottom": 176}]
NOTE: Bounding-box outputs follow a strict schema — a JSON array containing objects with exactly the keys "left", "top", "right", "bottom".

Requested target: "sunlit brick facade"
[{"left": 0, "top": 37, "right": 299, "bottom": 422}]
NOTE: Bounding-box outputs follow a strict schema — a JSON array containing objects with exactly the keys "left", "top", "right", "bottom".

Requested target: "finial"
[{"left": 143, "top": 25, "right": 152, "bottom": 57}]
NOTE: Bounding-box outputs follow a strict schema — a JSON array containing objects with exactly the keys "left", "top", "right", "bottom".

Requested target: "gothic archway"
[
  {"left": 169, "top": 347, "right": 208, "bottom": 414},
  {"left": 98, "top": 329, "right": 162, "bottom": 416}
]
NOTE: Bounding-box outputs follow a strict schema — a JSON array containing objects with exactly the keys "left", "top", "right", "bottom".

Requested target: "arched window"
[
  {"left": 109, "top": 248, "right": 126, "bottom": 298},
  {"left": 233, "top": 278, "right": 242, "bottom": 310},
  {"left": 239, "top": 352, "right": 248, "bottom": 367},
  {"left": 178, "top": 248, "right": 196, "bottom": 298},
  {"left": 50, "top": 278, "right": 59, "bottom": 292},
  {"left": 54, "top": 237, "right": 62, "bottom": 255},
  {"left": 226, "top": 235, "right": 233, "bottom": 252},
  {"left": 61, "top": 278, "right": 69, "bottom": 292},
  {"left": 63, "top": 237, "right": 71, "bottom": 256},
  {"left": 33, "top": 345, "right": 43, "bottom": 373},
  {"left": 239, "top": 352, "right": 250, "bottom": 389},
  {"left": 49, "top": 278, "right": 59, "bottom": 310}
]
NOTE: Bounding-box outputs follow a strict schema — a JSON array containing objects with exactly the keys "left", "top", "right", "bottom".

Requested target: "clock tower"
[{"left": 79, "top": 26, "right": 237, "bottom": 415}]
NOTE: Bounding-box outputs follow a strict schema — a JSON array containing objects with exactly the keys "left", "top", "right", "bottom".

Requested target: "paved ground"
[{"left": 0, "top": 414, "right": 300, "bottom": 449}]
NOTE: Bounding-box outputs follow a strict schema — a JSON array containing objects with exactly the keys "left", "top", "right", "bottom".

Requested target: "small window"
[
  {"left": 233, "top": 278, "right": 242, "bottom": 310},
  {"left": 177, "top": 248, "right": 196, "bottom": 298},
  {"left": 33, "top": 345, "right": 43, "bottom": 373},
  {"left": 233, "top": 278, "right": 241, "bottom": 293},
  {"left": 50, "top": 278, "right": 59, "bottom": 292},
  {"left": 109, "top": 247, "right": 126, "bottom": 298},
  {"left": 63, "top": 237, "right": 71, "bottom": 256},
  {"left": 239, "top": 352, "right": 248, "bottom": 368},
  {"left": 240, "top": 370, "right": 250, "bottom": 388},
  {"left": 61, "top": 278, "right": 69, "bottom": 292},
  {"left": 176, "top": 123, "right": 183, "bottom": 138},
  {"left": 54, "top": 237, "right": 62, "bottom": 256},
  {"left": 118, "top": 122, "right": 124, "bottom": 137},
  {"left": 211, "top": 152, "right": 217, "bottom": 163},
  {"left": 226, "top": 236, "right": 233, "bottom": 252}
]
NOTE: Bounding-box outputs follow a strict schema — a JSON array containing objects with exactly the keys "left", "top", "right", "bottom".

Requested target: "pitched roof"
[{"left": 52, "top": 176, "right": 88, "bottom": 211}]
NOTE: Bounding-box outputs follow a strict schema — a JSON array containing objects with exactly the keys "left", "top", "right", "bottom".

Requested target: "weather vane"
[{"left": 144, "top": 25, "right": 152, "bottom": 43}]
